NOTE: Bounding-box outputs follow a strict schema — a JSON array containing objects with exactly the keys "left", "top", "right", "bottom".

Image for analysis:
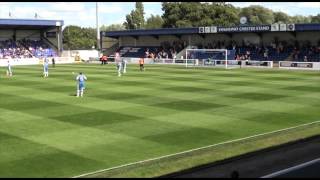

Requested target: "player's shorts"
[
  {"left": 140, "top": 64, "right": 144, "bottom": 67},
  {"left": 44, "top": 67, "right": 48, "bottom": 72},
  {"left": 117, "top": 63, "right": 122, "bottom": 70},
  {"left": 78, "top": 82, "right": 85, "bottom": 90}
]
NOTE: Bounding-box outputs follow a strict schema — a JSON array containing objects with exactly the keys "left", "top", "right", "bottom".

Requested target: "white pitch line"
[
  {"left": 261, "top": 158, "right": 320, "bottom": 178},
  {"left": 72, "top": 120, "right": 320, "bottom": 178}
]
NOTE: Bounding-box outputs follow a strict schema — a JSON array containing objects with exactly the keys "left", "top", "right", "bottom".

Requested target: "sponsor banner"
[
  {"left": 246, "top": 61, "right": 269, "bottom": 67},
  {"left": 280, "top": 61, "right": 313, "bottom": 68},
  {"left": 271, "top": 24, "right": 279, "bottom": 31},
  {"left": 217, "top": 25, "right": 271, "bottom": 33},
  {"left": 0, "top": 57, "right": 75, "bottom": 67},
  {"left": 199, "top": 24, "right": 297, "bottom": 33}
]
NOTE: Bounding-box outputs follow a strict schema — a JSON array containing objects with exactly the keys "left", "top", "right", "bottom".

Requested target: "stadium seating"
[
  {"left": 0, "top": 39, "right": 57, "bottom": 59},
  {"left": 114, "top": 44, "right": 320, "bottom": 62},
  {"left": 0, "top": 40, "right": 33, "bottom": 59},
  {"left": 296, "top": 46, "right": 320, "bottom": 62},
  {"left": 115, "top": 40, "right": 185, "bottom": 59},
  {"left": 19, "top": 39, "right": 57, "bottom": 58},
  {"left": 236, "top": 46, "right": 293, "bottom": 61}
]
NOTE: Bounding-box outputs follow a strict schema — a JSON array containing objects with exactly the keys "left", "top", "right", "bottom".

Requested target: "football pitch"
[{"left": 0, "top": 63, "right": 320, "bottom": 177}]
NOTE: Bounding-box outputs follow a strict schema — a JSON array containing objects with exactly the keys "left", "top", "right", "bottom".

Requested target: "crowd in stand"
[
  {"left": 116, "top": 39, "right": 320, "bottom": 62},
  {"left": 0, "top": 39, "right": 56, "bottom": 59},
  {"left": 192, "top": 40, "right": 320, "bottom": 62},
  {"left": 144, "top": 40, "right": 186, "bottom": 59},
  {"left": 0, "top": 40, "right": 33, "bottom": 59}
]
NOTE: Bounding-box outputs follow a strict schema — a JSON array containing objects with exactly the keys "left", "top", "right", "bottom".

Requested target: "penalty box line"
[{"left": 72, "top": 120, "right": 320, "bottom": 178}]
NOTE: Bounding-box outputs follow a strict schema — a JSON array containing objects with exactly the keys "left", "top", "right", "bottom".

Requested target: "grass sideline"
[{"left": 80, "top": 122, "right": 320, "bottom": 178}]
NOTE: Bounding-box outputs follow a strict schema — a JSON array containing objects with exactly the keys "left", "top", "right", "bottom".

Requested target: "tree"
[
  {"left": 161, "top": 2, "right": 239, "bottom": 28},
  {"left": 239, "top": 5, "right": 274, "bottom": 25},
  {"left": 290, "top": 15, "right": 311, "bottom": 24},
  {"left": 63, "top": 25, "right": 96, "bottom": 50},
  {"left": 311, "top": 14, "right": 320, "bottom": 23},
  {"left": 274, "top": 12, "right": 292, "bottom": 24},
  {"left": 123, "top": 2, "right": 145, "bottom": 29},
  {"left": 100, "top": 24, "right": 125, "bottom": 31},
  {"left": 145, "top": 15, "right": 164, "bottom": 29}
]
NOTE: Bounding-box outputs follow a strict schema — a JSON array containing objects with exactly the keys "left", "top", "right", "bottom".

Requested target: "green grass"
[{"left": 0, "top": 63, "right": 320, "bottom": 178}]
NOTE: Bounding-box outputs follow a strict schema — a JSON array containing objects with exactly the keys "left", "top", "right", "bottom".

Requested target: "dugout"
[
  {"left": 0, "top": 18, "right": 64, "bottom": 55},
  {"left": 101, "top": 23, "right": 320, "bottom": 61}
]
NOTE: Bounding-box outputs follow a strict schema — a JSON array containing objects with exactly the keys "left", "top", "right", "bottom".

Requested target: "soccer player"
[
  {"left": 43, "top": 58, "right": 49, "bottom": 78},
  {"left": 76, "top": 72, "right": 87, "bottom": 97},
  {"left": 122, "top": 59, "right": 127, "bottom": 73},
  {"left": 139, "top": 57, "right": 145, "bottom": 71},
  {"left": 115, "top": 51, "right": 123, "bottom": 77},
  {"left": 6, "top": 60, "right": 12, "bottom": 77},
  {"left": 52, "top": 57, "right": 55, "bottom": 68}
]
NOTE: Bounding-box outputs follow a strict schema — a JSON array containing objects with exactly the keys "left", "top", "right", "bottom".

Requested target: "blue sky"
[{"left": 0, "top": 2, "right": 319, "bottom": 28}]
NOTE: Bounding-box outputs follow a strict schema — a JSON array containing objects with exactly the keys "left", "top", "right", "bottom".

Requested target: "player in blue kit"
[
  {"left": 76, "top": 72, "right": 87, "bottom": 97},
  {"left": 43, "top": 58, "right": 49, "bottom": 78}
]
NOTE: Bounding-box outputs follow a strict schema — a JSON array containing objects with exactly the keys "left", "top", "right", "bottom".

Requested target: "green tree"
[
  {"left": 161, "top": 2, "right": 239, "bottom": 28},
  {"left": 145, "top": 15, "right": 164, "bottom": 29},
  {"left": 290, "top": 15, "right": 312, "bottom": 23},
  {"left": 100, "top": 24, "right": 125, "bottom": 31},
  {"left": 63, "top": 25, "right": 96, "bottom": 50},
  {"left": 239, "top": 5, "right": 274, "bottom": 25},
  {"left": 274, "top": 12, "right": 292, "bottom": 24},
  {"left": 123, "top": 2, "right": 145, "bottom": 29},
  {"left": 311, "top": 14, "right": 320, "bottom": 23}
]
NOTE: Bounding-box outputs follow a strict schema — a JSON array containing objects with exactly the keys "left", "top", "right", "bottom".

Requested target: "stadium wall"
[
  {"left": 0, "top": 30, "right": 14, "bottom": 40},
  {"left": 136, "top": 36, "right": 160, "bottom": 46},
  {"left": 296, "top": 32, "right": 320, "bottom": 45},
  {"left": 261, "top": 32, "right": 295, "bottom": 45},
  {"left": 16, "top": 30, "right": 40, "bottom": 40},
  {"left": 121, "top": 36, "right": 136, "bottom": 46},
  {"left": 0, "top": 57, "right": 75, "bottom": 67},
  {"left": 232, "top": 33, "right": 260, "bottom": 45}
]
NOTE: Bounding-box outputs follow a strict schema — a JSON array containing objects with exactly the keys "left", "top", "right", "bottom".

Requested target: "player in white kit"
[
  {"left": 115, "top": 52, "right": 123, "bottom": 77},
  {"left": 6, "top": 60, "right": 12, "bottom": 77},
  {"left": 122, "top": 59, "right": 127, "bottom": 73},
  {"left": 43, "top": 58, "right": 49, "bottom": 78}
]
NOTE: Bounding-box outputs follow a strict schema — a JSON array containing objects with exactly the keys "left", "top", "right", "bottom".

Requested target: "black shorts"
[{"left": 140, "top": 64, "right": 144, "bottom": 67}]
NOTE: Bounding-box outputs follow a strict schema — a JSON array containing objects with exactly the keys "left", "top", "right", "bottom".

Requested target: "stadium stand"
[
  {"left": 102, "top": 23, "right": 320, "bottom": 62},
  {"left": 0, "top": 19, "right": 63, "bottom": 60},
  {"left": 0, "top": 40, "right": 33, "bottom": 59},
  {"left": 115, "top": 40, "right": 185, "bottom": 59},
  {"left": 0, "top": 39, "right": 56, "bottom": 59}
]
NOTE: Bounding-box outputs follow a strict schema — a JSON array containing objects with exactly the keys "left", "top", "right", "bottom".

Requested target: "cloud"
[
  {"left": 0, "top": 2, "right": 318, "bottom": 28},
  {"left": 228, "top": 2, "right": 320, "bottom": 16},
  {"left": 296, "top": 2, "right": 320, "bottom": 9},
  {"left": 98, "top": 3, "right": 125, "bottom": 14},
  {"left": 50, "top": 2, "right": 86, "bottom": 12}
]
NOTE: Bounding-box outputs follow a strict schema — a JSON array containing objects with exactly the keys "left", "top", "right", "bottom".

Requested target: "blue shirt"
[{"left": 76, "top": 74, "right": 87, "bottom": 83}]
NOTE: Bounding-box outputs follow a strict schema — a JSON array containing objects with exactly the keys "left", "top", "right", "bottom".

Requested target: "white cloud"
[
  {"left": 296, "top": 2, "right": 320, "bottom": 9},
  {"left": 50, "top": 2, "right": 86, "bottom": 12},
  {"left": 98, "top": 3, "right": 125, "bottom": 14}
]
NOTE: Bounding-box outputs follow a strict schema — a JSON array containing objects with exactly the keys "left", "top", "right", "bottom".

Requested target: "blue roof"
[
  {"left": 102, "top": 23, "right": 320, "bottom": 38},
  {"left": 103, "top": 27, "right": 198, "bottom": 37},
  {"left": 0, "top": 18, "right": 64, "bottom": 27},
  {"left": 296, "top": 23, "right": 320, "bottom": 31}
]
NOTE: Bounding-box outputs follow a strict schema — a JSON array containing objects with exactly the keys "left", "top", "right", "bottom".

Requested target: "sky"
[{"left": 0, "top": 2, "right": 319, "bottom": 28}]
